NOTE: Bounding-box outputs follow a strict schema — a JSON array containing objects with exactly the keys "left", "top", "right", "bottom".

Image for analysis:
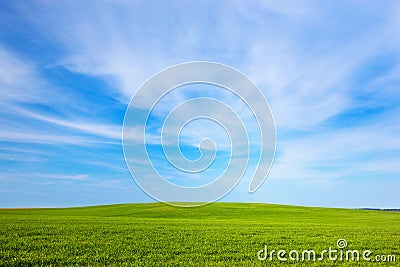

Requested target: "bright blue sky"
[{"left": 1, "top": 1, "right": 399, "bottom": 208}]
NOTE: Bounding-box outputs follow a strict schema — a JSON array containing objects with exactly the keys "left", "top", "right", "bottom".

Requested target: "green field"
[{"left": 0, "top": 203, "right": 399, "bottom": 266}]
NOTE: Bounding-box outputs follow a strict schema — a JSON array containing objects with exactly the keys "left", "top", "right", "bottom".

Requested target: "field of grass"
[{"left": 0, "top": 202, "right": 399, "bottom": 266}]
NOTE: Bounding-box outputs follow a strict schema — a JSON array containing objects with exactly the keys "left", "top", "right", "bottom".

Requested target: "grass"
[{"left": 0, "top": 202, "right": 399, "bottom": 266}]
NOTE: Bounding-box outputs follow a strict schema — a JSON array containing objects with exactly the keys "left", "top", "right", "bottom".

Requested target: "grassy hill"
[{"left": 1, "top": 203, "right": 399, "bottom": 266}]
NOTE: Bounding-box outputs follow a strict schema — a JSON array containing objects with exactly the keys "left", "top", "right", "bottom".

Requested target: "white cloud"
[
  {"left": 271, "top": 122, "right": 400, "bottom": 183},
  {"left": 11, "top": 1, "right": 172, "bottom": 102},
  {"left": 0, "top": 172, "right": 90, "bottom": 182},
  {"left": 38, "top": 173, "right": 90, "bottom": 181},
  {"left": 11, "top": 106, "right": 122, "bottom": 140},
  {"left": 0, "top": 130, "right": 95, "bottom": 145},
  {"left": 0, "top": 45, "right": 48, "bottom": 104},
  {"left": 0, "top": 44, "right": 122, "bottom": 145},
  {"left": 244, "top": 10, "right": 399, "bottom": 130}
]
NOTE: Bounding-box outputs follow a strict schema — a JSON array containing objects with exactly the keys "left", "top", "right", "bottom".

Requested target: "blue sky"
[{"left": 0, "top": 0, "right": 399, "bottom": 208}]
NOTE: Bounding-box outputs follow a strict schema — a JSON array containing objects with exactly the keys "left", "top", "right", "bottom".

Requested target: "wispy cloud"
[
  {"left": 10, "top": 106, "right": 122, "bottom": 140},
  {"left": 0, "top": 43, "right": 121, "bottom": 145},
  {"left": 0, "top": 45, "right": 48, "bottom": 104},
  {"left": 37, "top": 173, "right": 90, "bottom": 181},
  {"left": 241, "top": 1, "right": 400, "bottom": 130}
]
